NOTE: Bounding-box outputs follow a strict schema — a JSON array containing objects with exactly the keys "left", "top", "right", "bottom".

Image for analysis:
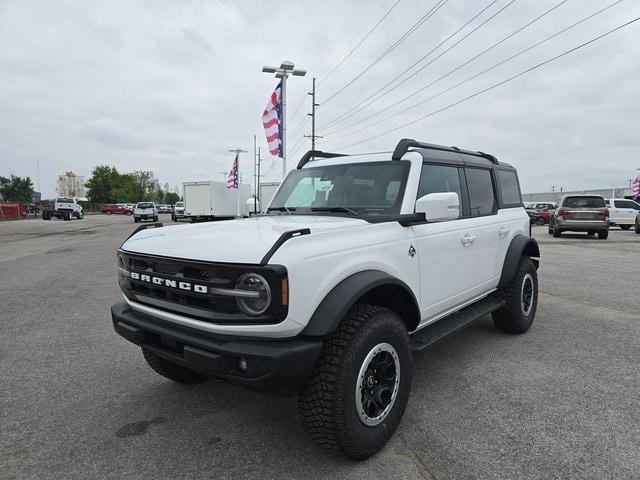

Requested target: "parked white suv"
[
  {"left": 606, "top": 198, "right": 640, "bottom": 230},
  {"left": 111, "top": 139, "right": 540, "bottom": 459}
]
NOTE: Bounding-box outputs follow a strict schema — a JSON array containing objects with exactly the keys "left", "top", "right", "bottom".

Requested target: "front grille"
[{"left": 118, "top": 251, "right": 287, "bottom": 324}]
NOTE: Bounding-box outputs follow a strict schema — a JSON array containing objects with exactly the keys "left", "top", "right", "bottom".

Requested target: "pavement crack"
[{"left": 395, "top": 433, "right": 436, "bottom": 480}]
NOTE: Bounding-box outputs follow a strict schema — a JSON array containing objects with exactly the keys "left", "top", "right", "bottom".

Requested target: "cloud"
[{"left": 1, "top": 0, "right": 639, "bottom": 196}]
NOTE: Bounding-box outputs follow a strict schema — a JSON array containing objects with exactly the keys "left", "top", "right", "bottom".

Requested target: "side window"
[
  {"left": 465, "top": 168, "right": 496, "bottom": 216},
  {"left": 417, "top": 164, "right": 463, "bottom": 217},
  {"left": 497, "top": 170, "right": 521, "bottom": 207}
]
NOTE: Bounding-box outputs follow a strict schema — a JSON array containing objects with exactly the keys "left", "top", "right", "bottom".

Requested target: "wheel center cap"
[{"left": 366, "top": 376, "right": 375, "bottom": 388}]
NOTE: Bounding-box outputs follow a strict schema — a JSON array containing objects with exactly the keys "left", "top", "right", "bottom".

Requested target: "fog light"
[{"left": 237, "top": 357, "right": 248, "bottom": 372}]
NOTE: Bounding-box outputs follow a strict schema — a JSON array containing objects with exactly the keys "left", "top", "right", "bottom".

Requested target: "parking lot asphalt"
[{"left": 1, "top": 215, "right": 639, "bottom": 480}]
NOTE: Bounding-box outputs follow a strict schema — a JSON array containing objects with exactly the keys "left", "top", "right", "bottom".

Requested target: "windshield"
[
  {"left": 137, "top": 202, "right": 154, "bottom": 209},
  {"left": 56, "top": 197, "right": 73, "bottom": 203},
  {"left": 268, "top": 161, "right": 410, "bottom": 216},
  {"left": 563, "top": 196, "right": 605, "bottom": 208}
]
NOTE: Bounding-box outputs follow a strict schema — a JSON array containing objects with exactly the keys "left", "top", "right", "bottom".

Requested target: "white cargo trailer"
[
  {"left": 259, "top": 182, "right": 281, "bottom": 211},
  {"left": 183, "top": 181, "right": 250, "bottom": 222}
]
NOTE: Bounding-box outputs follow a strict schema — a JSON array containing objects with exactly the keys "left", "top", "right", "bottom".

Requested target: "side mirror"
[{"left": 415, "top": 192, "right": 460, "bottom": 222}]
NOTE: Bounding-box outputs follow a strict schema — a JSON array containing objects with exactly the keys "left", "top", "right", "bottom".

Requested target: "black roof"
[{"left": 296, "top": 138, "right": 515, "bottom": 170}]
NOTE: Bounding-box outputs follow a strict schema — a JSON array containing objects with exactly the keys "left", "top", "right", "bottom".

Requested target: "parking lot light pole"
[{"left": 262, "top": 61, "right": 306, "bottom": 179}]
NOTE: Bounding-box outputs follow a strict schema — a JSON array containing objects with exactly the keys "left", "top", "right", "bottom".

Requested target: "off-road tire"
[
  {"left": 141, "top": 348, "right": 208, "bottom": 384},
  {"left": 298, "top": 304, "right": 412, "bottom": 460},
  {"left": 598, "top": 230, "right": 609, "bottom": 239},
  {"left": 493, "top": 256, "right": 538, "bottom": 334}
]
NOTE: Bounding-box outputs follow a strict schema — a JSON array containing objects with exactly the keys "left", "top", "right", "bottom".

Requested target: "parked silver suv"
[{"left": 548, "top": 195, "right": 609, "bottom": 239}]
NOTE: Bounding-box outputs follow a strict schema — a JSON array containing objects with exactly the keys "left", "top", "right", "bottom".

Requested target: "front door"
[{"left": 411, "top": 163, "right": 478, "bottom": 323}]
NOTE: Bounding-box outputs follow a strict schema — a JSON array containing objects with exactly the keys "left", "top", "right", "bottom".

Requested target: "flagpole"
[
  {"left": 228, "top": 148, "right": 248, "bottom": 218},
  {"left": 262, "top": 61, "right": 306, "bottom": 180}
]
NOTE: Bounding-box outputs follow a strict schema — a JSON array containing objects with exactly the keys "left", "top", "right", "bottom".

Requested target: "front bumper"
[{"left": 111, "top": 301, "right": 322, "bottom": 395}]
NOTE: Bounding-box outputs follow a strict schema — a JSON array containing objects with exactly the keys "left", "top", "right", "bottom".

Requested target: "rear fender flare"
[{"left": 498, "top": 235, "right": 540, "bottom": 290}]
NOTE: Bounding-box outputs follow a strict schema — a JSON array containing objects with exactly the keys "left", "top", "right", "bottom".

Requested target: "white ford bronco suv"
[{"left": 112, "top": 139, "right": 540, "bottom": 459}]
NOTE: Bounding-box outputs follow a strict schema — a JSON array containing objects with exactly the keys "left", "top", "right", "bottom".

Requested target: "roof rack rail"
[
  {"left": 391, "top": 138, "right": 499, "bottom": 164},
  {"left": 297, "top": 150, "right": 348, "bottom": 169}
]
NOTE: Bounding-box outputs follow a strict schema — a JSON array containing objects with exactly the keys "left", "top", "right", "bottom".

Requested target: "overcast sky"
[{"left": 1, "top": 0, "right": 639, "bottom": 198}]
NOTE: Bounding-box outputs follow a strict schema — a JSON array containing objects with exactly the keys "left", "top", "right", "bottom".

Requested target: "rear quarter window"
[{"left": 497, "top": 170, "right": 522, "bottom": 207}]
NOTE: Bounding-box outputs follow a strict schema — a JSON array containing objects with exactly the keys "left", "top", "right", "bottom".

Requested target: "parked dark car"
[
  {"left": 526, "top": 202, "right": 555, "bottom": 225},
  {"left": 101, "top": 203, "right": 133, "bottom": 215}
]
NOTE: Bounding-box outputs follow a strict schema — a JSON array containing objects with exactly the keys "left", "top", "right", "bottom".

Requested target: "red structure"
[{"left": 0, "top": 202, "right": 27, "bottom": 220}]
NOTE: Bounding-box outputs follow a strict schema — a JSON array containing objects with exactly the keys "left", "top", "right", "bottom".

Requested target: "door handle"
[
  {"left": 498, "top": 226, "right": 509, "bottom": 237},
  {"left": 461, "top": 233, "right": 476, "bottom": 245}
]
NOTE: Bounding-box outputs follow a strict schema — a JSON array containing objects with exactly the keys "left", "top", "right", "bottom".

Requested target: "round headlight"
[{"left": 235, "top": 273, "right": 271, "bottom": 316}]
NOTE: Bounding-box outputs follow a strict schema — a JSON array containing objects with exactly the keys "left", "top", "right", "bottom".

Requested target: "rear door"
[
  {"left": 564, "top": 196, "right": 606, "bottom": 220},
  {"left": 464, "top": 167, "right": 503, "bottom": 290}
]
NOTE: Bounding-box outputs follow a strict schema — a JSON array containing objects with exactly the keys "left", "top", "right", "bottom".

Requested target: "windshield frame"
[{"left": 267, "top": 160, "right": 411, "bottom": 220}]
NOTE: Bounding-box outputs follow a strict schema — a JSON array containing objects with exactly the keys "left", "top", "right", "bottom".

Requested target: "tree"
[
  {"left": 110, "top": 174, "right": 137, "bottom": 203},
  {"left": 85, "top": 165, "right": 121, "bottom": 203},
  {"left": 57, "top": 171, "right": 86, "bottom": 198},
  {"left": 0, "top": 175, "right": 34, "bottom": 203},
  {"left": 129, "top": 170, "right": 159, "bottom": 201},
  {"left": 164, "top": 191, "right": 180, "bottom": 204}
]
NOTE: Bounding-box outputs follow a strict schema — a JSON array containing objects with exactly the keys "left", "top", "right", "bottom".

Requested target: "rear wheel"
[
  {"left": 299, "top": 305, "right": 412, "bottom": 460},
  {"left": 493, "top": 256, "right": 538, "bottom": 334},
  {"left": 106, "top": 210, "right": 112, "bottom": 215},
  {"left": 598, "top": 230, "right": 609, "bottom": 239},
  {"left": 142, "top": 349, "right": 208, "bottom": 384},
  {"left": 635, "top": 219, "right": 640, "bottom": 234},
  {"left": 552, "top": 224, "right": 561, "bottom": 238},
  {"left": 620, "top": 225, "right": 631, "bottom": 231},
  {"left": 587, "top": 231, "right": 595, "bottom": 237}
]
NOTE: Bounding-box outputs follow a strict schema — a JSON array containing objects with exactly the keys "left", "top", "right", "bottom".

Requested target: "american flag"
[
  {"left": 632, "top": 176, "right": 640, "bottom": 195},
  {"left": 262, "top": 82, "right": 283, "bottom": 157},
  {"left": 226, "top": 154, "right": 239, "bottom": 189}
]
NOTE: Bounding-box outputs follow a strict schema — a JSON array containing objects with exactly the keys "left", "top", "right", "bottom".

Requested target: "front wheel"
[
  {"left": 106, "top": 210, "right": 112, "bottom": 215},
  {"left": 299, "top": 305, "right": 412, "bottom": 460},
  {"left": 493, "top": 256, "right": 538, "bottom": 334},
  {"left": 76, "top": 211, "right": 84, "bottom": 219},
  {"left": 552, "top": 224, "right": 561, "bottom": 238},
  {"left": 598, "top": 230, "right": 609, "bottom": 239}
]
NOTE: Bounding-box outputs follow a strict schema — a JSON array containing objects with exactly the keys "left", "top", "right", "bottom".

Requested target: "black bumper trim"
[{"left": 111, "top": 301, "right": 322, "bottom": 396}]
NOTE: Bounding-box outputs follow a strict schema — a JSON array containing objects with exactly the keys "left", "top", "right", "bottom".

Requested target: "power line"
[
  {"left": 322, "top": 0, "right": 450, "bottom": 104},
  {"left": 287, "top": 0, "right": 401, "bottom": 128},
  {"left": 319, "top": 0, "right": 504, "bottom": 130},
  {"left": 324, "top": 0, "right": 625, "bottom": 145},
  {"left": 319, "top": 0, "right": 402, "bottom": 85},
  {"left": 335, "top": 15, "right": 640, "bottom": 150},
  {"left": 324, "top": 0, "right": 569, "bottom": 134}
]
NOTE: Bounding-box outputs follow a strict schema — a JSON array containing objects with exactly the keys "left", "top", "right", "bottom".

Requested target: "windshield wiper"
[
  {"left": 311, "top": 207, "right": 359, "bottom": 216},
  {"left": 267, "top": 206, "right": 296, "bottom": 214}
]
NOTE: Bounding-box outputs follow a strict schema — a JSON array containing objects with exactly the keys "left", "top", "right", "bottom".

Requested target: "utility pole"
[
  {"left": 257, "top": 147, "right": 262, "bottom": 212},
  {"left": 304, "top": 77, "right": 322, "bottom": 158},
  {"left": 253, "top": 135, "right": 258, "bottom": 214},
  {"left": 262, "top": 61, "right": 307, "bottom": 179}
]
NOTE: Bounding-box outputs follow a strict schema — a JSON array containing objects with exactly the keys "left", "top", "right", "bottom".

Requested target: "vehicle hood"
[{"left": 121, "top": 215, "right": 368, "bottom": 264}]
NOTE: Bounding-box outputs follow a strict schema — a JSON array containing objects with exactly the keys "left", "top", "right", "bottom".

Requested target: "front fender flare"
[
  {"left": 498, "top": 234, "right": 540, "bottom": 290},
  {"left": 301, "top": 270, "right": 420, "bottom": 337}
]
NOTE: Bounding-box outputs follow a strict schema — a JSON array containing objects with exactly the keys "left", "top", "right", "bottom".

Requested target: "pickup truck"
[{"left": 606, "top": 198, "right": 640, "bottom": 230}]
